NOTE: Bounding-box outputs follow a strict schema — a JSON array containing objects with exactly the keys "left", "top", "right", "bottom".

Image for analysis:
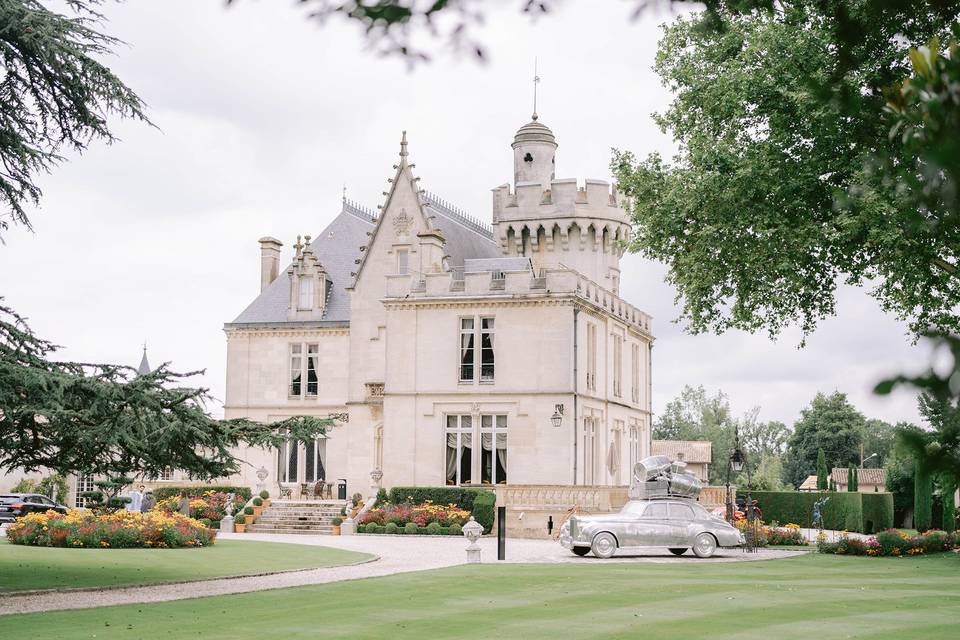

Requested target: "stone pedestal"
[
  {"left": 341, "top": 518, "right": 357, "bottom": 535},
  {"left": 220, "top": 515, "right": 235, "bottom": 533}
]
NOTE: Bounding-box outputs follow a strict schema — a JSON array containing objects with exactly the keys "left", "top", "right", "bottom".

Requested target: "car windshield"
[{"left": 620, "top": 501, "right": 649, "bottom": 516}]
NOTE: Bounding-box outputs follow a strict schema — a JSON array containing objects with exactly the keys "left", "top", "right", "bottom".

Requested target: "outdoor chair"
[
  {"left": 312, "top": 480, "right": 324, "bottom": 500},
  {"left": 298, "top": 483, "right": 309, "bottom": 500}
]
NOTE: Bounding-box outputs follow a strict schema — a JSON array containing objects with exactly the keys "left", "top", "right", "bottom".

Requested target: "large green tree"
[
  {"left": 784, "top": 392, "right": 865, "bottom": 488},
  {"left": 0, "top": 303, "right": 330, "bottom": 479},
  {"left": 612, "top": 3, "right": 960, "bottom": 340}
]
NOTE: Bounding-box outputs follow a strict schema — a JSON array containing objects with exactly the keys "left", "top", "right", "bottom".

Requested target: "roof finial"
[
  {"left": 532, "top": 57, "right": 540, "bottom": 121},
  {"left": 400, "top": 130, "right": 408, "bottom": 158},
  {"left": 342, "top": 183, "right": 347, "bottom": 202}
]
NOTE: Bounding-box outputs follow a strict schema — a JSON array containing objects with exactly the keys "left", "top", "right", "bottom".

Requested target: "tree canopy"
[
  {"left": 612, "top": 3, "right": 960, "bottom": 340},
  {"left": 784, "top": 392, "right": 865, "bottom": 487},
  {"left": 0, "top": 303, "right": 330, "bottom": 479},
  {"left": 0, "top": 0, "right": 148, "bottom": 237}
]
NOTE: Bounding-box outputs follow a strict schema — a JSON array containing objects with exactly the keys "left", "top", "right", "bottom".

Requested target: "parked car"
[
  {"left": 0, "top": 493, "right": 69, "bottom": 524},
  {"left": 559, "top": 498, "right": 745, "bottom": 559}
]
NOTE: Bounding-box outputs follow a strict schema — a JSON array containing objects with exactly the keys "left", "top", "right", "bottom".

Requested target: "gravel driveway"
[{"left": 0, "top": 532, "right": 807, "bottom": 616}]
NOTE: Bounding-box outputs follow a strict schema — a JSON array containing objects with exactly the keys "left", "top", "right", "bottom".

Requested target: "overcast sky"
[{"left": 0, "top": 1, "right": 937, "bottom": 427}]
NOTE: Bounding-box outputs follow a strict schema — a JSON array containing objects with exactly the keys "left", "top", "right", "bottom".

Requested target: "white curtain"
[{"left": 606, "top": 440, "right": 620, "bottom": 477}]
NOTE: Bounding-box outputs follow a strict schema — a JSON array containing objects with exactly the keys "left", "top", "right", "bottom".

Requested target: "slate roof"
[
  {"left": 464, "top": 257, "right": 532, "bottom": 273},
  {"left": 831, "top": 467, "right": 887, "bottom": 486},
  {"left": 227, "top": 193, "right": 499, "bottom": 327},
  {"left": 650, "top": 440, "right": 713, "bottom": 464},
  {"left": 226, "top": 200, "right": 376, "bottom": 327}
]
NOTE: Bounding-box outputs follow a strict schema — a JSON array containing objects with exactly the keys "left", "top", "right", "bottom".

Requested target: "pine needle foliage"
[{"left": 0, "top": 302, "right": 330, "bottom": 479}]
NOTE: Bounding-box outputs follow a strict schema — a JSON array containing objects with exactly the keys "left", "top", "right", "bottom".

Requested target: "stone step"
[
  {"left": 255, "top": 519, "right": 335, "bottom": 525},
  {"left": 248, "top": 523, "right": 334, "bottom": 531}
]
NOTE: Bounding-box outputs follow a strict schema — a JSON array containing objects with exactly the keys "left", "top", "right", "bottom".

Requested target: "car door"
[
  {"left": 636, "top": 502, "right": 673, "bottom": 546},
  {"left": 666, "top": 502, "right": 697, "bottom": 546}
]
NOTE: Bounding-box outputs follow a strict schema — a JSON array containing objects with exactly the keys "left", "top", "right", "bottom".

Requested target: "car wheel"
[
  {"left": 591, "top": 532, "right": 618, "bottom": 559},
  {"left": 572, "top": 547, "right": 590, "bottom": 557},
  {"left": 692, "top": 533, "right": 717, "bottom": 558},
  {"left": 668, "top": 548, "right": 687, "bottom": 556}
]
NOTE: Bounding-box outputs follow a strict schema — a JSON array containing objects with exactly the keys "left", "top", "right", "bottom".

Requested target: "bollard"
[
  {"left": 497, "top": 506, "right": 506, "bottom": 560},
  {"left": 547, "top": 515, "right": 554, "bottom": 536}
]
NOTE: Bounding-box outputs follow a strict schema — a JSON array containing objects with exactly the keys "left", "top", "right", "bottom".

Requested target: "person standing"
[
  {"left": 178, "top": 491, "right": 190, "bottom": 516},
  {"left": 140, "top": 490, "right": 156, "bottom": 513},
  {"left": 126, "top": 485, "right": 143, "bottom": 512}
]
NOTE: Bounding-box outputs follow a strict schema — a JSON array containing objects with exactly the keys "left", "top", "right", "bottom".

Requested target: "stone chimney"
[
  {"left": 258, "top": 237, "right": 283, "bottom": 292},
  {"left": 417, "top": 228, "right": 446, "bottom": 274}
]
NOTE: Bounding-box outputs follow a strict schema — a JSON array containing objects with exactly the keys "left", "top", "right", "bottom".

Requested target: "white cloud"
[{"left": 0, "top": 1, "right": 927, "bottom": 427}]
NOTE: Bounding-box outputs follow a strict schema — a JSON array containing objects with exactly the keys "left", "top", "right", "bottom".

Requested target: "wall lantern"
[{"left": 550, "top": 404, "right": 564, "bottom": 428}]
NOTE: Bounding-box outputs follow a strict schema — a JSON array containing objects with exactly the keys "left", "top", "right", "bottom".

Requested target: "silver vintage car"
[{"left": 558, "top": 498, "right": 745, "bottom": 558}]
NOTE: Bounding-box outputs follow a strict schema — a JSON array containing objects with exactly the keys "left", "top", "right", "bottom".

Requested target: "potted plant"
[
  {"left": 243, "top": 505, "right": 255, "bottom": 524},
  {"left": 331, "top": 517, "right": 343, "bottom": 535},
  {"left": 252, "top": 497, "right": 264, "bottom": 517},
  {"left": 259, "top": 490, "right": 270, "bottom": 507},
  {"left": 234, "top": 514, "right": 246, "bottom": 533}
]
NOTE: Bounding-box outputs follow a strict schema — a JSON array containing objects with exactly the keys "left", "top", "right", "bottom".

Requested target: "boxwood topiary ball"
[
  {"left": 404, "top": 522, "right": 418, "bottom": 534},
  {"left": 449, "top": 523, "right": 463, "bottom": 536},
  {"left": 426, "top": 522, "right": 442, "bottom": 535},
  {"left": 385, "top": 522, "right": 399, "bottom": 534}
]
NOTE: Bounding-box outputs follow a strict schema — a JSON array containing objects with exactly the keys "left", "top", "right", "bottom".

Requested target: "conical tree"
[
  {"left": 847, "top": 466, "right": 856, "bottom": 492},
  {"left": 941, "top": 475, "right": 956, "bottom": 533},
  {"left": 852, "top": 467, "right": 859, "bottom": 491},
  {"left": 915, "top": 465, "right": 933, "bottom": 532},
  {"left": 816, "top": 449, "right": 828, "bottom": 490}
]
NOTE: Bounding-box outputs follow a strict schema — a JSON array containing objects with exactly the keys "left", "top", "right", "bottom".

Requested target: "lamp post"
[{"left": 725, "top": 437, "right": 744, "bottom": 523}]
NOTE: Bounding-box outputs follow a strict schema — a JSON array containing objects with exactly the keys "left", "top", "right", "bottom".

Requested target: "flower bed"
[
  {"left": 155, "top": 490, "right": 246, "bottom": 523},
  {"left": 6, "top": 510, "right": 216, "bottom": 549},
  {"left": 733, "top": 519, "right": 808, "bottom": 547},
  {"left": 818, "top": 529, "right": 959, "bottom": 557},
  {"left": 358, "top": 500, "right": 470, "bottom": 532}
]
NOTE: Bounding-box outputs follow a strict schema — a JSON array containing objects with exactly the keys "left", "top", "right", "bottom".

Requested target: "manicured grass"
[
  {"left": 14, "top": 553, "right": 960, "bottom": 639},
  {"left": 0, "top": 537, "right": 371, "bottom": 592}
]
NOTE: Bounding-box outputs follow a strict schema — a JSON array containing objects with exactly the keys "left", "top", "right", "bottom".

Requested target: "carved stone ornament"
[{"left": 393, "top": 208, "right": 412, "bottom": 236}]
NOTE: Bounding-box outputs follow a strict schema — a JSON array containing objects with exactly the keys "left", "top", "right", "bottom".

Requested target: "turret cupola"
[
  {"left": 512, "top": 115, "right": 557, "bottom": 188},
  {"left": 493, "top": 115, "right": 632, "bottom": 294}
]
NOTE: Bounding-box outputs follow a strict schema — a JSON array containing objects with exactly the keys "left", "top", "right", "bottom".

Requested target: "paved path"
[{"left": 0, "top": 533, "right": 807, "bottom": 616}]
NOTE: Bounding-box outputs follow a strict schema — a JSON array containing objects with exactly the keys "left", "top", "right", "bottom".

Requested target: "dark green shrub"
[
  {"left": 404, "top": 522, "right": 418, "bottom": 534},
  {"left": 385, "top": 522, "right": 399, "bottom": 534},
  {"left": 243, "top": 506, "right": 254, "bottom": 515},
  {"left": 252, "top": 497, "right": 263, "bottom": 506},
  {"left": 449, "top": 523, "right": 463, "bottom": 536},
  {"left": 425, "top": 522, "right": 442, "bottom": 535},
  {"left": 941, "top": 475, "right": 956, "bottom": 533},
  {"left": 816, "top": 449, "right": 828, "bottom": 490},
  {"left": 332, "top": 517, "right": 343, "bottom": 527},
  {"left": 374, "top": 524, "right": 386, "bottom": 534},
  {"left": 861, "top": 492, "right": 894, "bottom": 534},
  {"left": 107, "top": 496, "right": 132, "bottom": 509},
  {"left": 751, "top": 491, "right": 865, "bottom": 532},
  {"left": 388, "top": 486, "right": 481, "bottom": 510},
  {"left": 153, "top": 486, "right": 252, "bottom": 502},
  {"left": 235, "top": 514, "right": 246, "bottom": 525},
  {"left": 915, "top": 467, "right": 933, "bottom": 532},
  {"left": 259, "top": 490, "right": 270, "bottom": 499},
  {"left": 375, "top": 487, "right": 389, "bottom": 504},
  {"left": 471, "top": 491, "right": 496, "bottom": 533}
]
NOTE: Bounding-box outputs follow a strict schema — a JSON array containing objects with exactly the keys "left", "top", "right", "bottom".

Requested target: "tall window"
[
  {"left": 628, "top": 423, "right": 640, "bottom": 476},
  {"left": 306, "top": 344, "right": 319, "bottom": 396},
  {"left": 298, "top": 276, "right": 315, "bottom": 310},
  {"left": 397, "top": 249, "right": 408, "bottom": 275},
  {"left": 290, "top": 344, "right": 302, "bottom": 396},
  {"left": 74, "top": 474, "right": 95, "bottom": 508},
  {"left": 481, "top": 415, "right": 508, "bottom": 484},
  {"left": 586, "top": 323, "right": 597, "bottom": 391},
  {"left": 631, "top": 343, "right": 640, "bottom": 403},
  {"left": 612, "top": 422, "right": 623, "bottom": 484},
  {"left": 480, "top": 318, "right": 495, "bottom": 381},
  {"left": 446, "top": 414, "right": 507, "bottom": 485},
  {"left": 583, "top": 418, "right": 598, "bottom": 484},
  {"left": 445, "top": 415, "right": 473, "bottom": 485},
  {"left": 278, "top": 437, "right": 326, "bottom": 484},
  {"left": 289, "top": 342, "right": 319, "bottom": 397},
  {"left": 613, "top": 333, "right": 623, "bottom": 397},
  {"left": 459, "top": 317, "right": 495, "bottom": 382}
]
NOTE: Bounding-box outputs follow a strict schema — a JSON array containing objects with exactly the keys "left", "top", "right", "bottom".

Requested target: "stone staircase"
[{"left": 246, "top": 500, "right": 346, "bottom": 535}]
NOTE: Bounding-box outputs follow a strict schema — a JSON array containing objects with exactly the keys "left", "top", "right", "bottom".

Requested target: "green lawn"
[
  {"left": 13, "top": 553, "right": 960, "bottom": 639},
  {"left": 0, "top": 538, "right": 371, "bottom": 592}
]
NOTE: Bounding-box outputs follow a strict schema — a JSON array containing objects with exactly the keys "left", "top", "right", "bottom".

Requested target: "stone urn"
[{"left": 462, "top": 516, "right": 484, "bottom": 563}]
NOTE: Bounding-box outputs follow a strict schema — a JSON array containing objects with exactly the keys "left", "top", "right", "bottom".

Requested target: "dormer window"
[
  {"left": 397, "top": 249, "right": 409, "bottom": 275},
  {"left": 298, "top": 277, "right": 315, "bottom": 310}
]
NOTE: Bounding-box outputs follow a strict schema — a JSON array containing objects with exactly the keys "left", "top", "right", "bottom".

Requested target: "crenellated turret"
[{"left": 492, "top": 117, "right": 631, "bottom": 293}]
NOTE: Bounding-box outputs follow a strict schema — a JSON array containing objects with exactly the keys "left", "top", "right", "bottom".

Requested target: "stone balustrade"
[{"left": 384, "top": 268, "right": 652, "bottom": 334}]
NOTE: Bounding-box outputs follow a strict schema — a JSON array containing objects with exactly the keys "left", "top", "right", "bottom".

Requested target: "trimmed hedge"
[
  {"left": 752, "top": 491, "right": 893, "bottom": 533},
  {"left": 387, "top": 486, "right": 496, "bottom": 533},
  {"left": 153, "top": 486, "right": 252, "bottom": 502},
  {"left": 359, "top": 522, "right": 462, "bottom": 536},
  {"left": 861, "top": 492, "right": 895, "bottom": 534}
]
